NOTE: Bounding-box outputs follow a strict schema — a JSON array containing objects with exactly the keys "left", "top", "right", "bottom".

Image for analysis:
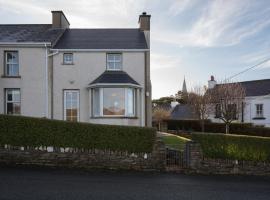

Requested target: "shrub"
[
  {"left": 0, "top": 115, "right": 156, "bottom": 153},
  {"left": 191, "top": 133, "right": 270, "bottom": 161},
  {"left": 166, "top": 119, "right": 270, "bottom": 137}
]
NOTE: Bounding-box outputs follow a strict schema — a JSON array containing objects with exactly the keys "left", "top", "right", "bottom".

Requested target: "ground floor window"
[
  {"left": 5, "top": 89, "right": 20, "bottom": 114},
  {"left": 64, "top": 90, "right": 79, "bottom": 122},
  {"left": 255, "top": 104, "right": 263, "bottom": 118},
  {"left": 93, "top": 88, "right": 135, "bottom": 117}
]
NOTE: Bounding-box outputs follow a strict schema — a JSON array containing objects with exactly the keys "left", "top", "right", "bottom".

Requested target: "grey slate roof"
[
  {"left": 0, "top": 24, "right": 65, "bottom": 44},
  {"left": 214, "top": 79, "right": 270, "bottom": 97},
  {"left": 171, "top": 104, "right": 197, "bottom": 120},
  {"left": 89, "top": 71, "right": 140, "bottom": 86},
  {"left": 239, "top": 79, "right": 270, "bottom": 96},
  {"left": 53, "top": 29, "right": 148, "bottom": 49}
]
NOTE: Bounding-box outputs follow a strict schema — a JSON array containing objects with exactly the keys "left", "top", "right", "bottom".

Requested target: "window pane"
[
  {"left": 7, "top": 103, "right": 13, "bottom": 114},
  {"left": 93, "top": 89, "right": 100, "bottom": 116},
  {"left": 13, "top": 103, "right": 21, "bottom": 114},
  {"left": 103, "top": 88, "right": 125, "bottom": 115},
  {"left": 126, "top": 88, "right": 134, "bottom": 116},
  {"left": 7, "top": 90, "right": 13, "bottom": 101},
  {"left": 13, "top": 90, "right": 20, "bottom": 102},
  {"left": 114, "top": 62, "right": 121, "bottom": 70}
]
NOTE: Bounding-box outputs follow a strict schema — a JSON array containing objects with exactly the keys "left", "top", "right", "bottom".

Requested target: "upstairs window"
[
  {"left": 5, "top": 51, "right": 19, "bottom": 76},
  {"left": 63, "top": 53, "right": 73, "bottom": 64},
  {"left": 256, "top": 104, "right": 263, "bottom": 118},
  {"left": 107, "top": 53, "right": 122, "bottom": 70}
]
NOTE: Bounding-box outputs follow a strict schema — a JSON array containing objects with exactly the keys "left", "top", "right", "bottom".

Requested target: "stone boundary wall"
[
  {"left": 186, "top": 142, "right": 270, "bottom": 176},
  {"left": 0, "top": 139, "right": 166, "bottom": 171}
]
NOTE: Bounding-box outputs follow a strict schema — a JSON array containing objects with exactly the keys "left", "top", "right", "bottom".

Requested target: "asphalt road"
[{"left": 0, "top": 167, "right": 270, "bottom": 200}]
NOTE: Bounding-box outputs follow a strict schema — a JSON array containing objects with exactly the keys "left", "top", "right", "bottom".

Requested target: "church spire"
[{"left": 182, "top": 76, "right": 187, "bottom": 93}]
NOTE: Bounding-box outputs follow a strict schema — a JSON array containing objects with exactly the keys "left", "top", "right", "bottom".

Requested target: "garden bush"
[
  {"left": 191, "top": 133, "right": 270, "bottom": 161},
  {"left": 0, "top": 115, "right": 156, "bottom": 153},
  {"left": 165, "top": 119, "right": 270, "bottom": 137}
]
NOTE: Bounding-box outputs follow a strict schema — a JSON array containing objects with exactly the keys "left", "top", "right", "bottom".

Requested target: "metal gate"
[{"left": 166, "top": 147, "right": 187, "bottom": 171}]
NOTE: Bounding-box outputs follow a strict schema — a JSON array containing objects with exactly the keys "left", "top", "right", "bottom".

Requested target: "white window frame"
[
  {"left": 63, "top": 53, "right": 73, "bottom": 65},
  {"left": 5, "top": 89, "right": 21, "bottom": 115},
  {"left": 5, "top": 51, "right": 19, "bottom": 76},
  {"left": 93, "top": 87, "right": 135, "bottom": 117},
  {"left": 64, "top": 90, "right": 80, "bottom": 121},
  {"left": 106, "top": 53, "right": 122, "bottom": 71},
  {"left": 256, "top": 104, "right": 263, "bottom": 118}
]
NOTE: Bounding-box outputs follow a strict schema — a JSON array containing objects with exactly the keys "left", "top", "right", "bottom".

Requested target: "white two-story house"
[
  {"left": 208, "top": 76, "right": 270, "bottom": 127},
  {"left": 0, "top": 11, "right": 152, "bottom": 127}
]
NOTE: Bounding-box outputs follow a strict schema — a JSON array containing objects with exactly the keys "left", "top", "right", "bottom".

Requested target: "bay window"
[{"left": 92, "top": 88, "right": 135, "bottom": 117}]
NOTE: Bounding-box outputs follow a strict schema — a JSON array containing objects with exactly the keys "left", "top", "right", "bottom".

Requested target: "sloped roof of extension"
[
  {"left": 0, "top": 24, "right": 65, "bottom": 44},
  {"left": 214, "top": 79, "right": 270, "bottom": 97},
  {"left": 170, "top": 104, "right": 197, "bottom": 120},
  {"left": 53, "top": 29, "right": 148, "bottom": 49},
  {"left": 89, "top": 71, "right": 140, "bottom": 86}
]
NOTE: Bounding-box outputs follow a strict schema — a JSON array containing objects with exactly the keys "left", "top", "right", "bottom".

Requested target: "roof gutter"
[
  {"left": 0, "top": 42, "right": 51, "bottom": 47},
  {"left": 88, "top": 83, "right": 142, "bottom": 89},
  {"left": 50, "top": 48, "right": 149, "bottom": 52}
]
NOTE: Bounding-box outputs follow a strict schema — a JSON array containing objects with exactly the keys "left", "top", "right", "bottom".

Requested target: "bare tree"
[
  {"left": 210, "top": 81, "right": 246, "bottom": 134},
  {"left": 152, "top": 107, "right": 171, "bottom": 131},
  {"left": 188, "top": 86, "right": 213, "bottom": 132}
]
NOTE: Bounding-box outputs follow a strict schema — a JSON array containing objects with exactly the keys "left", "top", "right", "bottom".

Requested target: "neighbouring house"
[
  {"left": 0, "top": 11, "right": 152, "bottom": 127},
  {"left": 208, "top": 76, "right": 270, "bottom": 127}
]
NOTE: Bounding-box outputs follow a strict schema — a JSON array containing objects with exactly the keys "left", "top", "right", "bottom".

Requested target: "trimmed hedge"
[
  {"left": 166, "top": 119, "right": 270, "bottom": 137},
  {"left": 0, "top": 115, "right": 156, "bottom": 153},
  {"left": 192, "top": 133, "right": 270, "bottom": 161}
]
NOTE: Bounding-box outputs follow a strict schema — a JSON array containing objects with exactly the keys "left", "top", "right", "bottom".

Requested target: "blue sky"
[{"left": 1, "top": 0, "right": 270, "bottom": 99}]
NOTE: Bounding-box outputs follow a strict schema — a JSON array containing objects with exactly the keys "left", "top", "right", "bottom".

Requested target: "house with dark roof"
[
  {"left": 208, "top": 76, "right": 270, "bottom": 127},
  {"left": 0, "top": 11, "right": 152, "bottom": 127}
]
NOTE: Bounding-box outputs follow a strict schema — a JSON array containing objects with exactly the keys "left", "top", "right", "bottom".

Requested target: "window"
[
  {"left": 107, "top": 53, "right": 122, "bottom": 70},
  {"left": 64, "top": 90, "right": 79, "bottom": 122},
  {"left": 63, "top": 53, "right": 73, "bottom": 64},
  {"left": 256, "top": 104, "right": 263, "bottom": 118},
  {"left": 5, "top": 89, "right": 20, "bottom": 114},
  {"left": 5, "top": 51, "right": 19, "bottom": 76},
  {"left": 92, "top": 88, "right": 135, "bottom": 117},
  {"left": 215, "top": 104, "right": 221, "bottom": 118},
  {"left": 228, "top": 104, "right": 237, "bottom": 120}
]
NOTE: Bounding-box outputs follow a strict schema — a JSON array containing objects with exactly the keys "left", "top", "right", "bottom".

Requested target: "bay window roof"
[{"left": 89, "top": 71, "right": 140, "bottom": 87}]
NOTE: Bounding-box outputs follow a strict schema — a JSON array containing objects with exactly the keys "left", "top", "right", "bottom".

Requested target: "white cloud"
[
  {"left": 153, "top": 0, "right": 270, "bottom": 47},
  {"left": 168, "top": 0, "right": 196, "bottom": 16},
  {"left": 151, "top": 53, "right": 182, "bottom": 70}
]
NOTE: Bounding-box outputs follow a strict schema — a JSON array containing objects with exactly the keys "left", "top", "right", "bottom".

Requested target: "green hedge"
[
  {"left": 166, "top": 119, "right": 270, "bottom": 137},
  {"left": 192, "top": 133, "right": 270, "bottom": 161},
  {"left": 0, "top": 115, "right": 156, "bottom": 153}
]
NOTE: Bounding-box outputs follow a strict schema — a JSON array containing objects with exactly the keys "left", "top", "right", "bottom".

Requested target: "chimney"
[
  {"left": 139, "top": 12, "right": 151, "bottom": 31},
  {"left": 51, "top": 11, "right": 70, "bottom": 29},
  {"left": 208, "top": 75, "right": 217, "bottom": 89},
  {"left": 139, "top": 12, "right": 151, "bottom": 48}
]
